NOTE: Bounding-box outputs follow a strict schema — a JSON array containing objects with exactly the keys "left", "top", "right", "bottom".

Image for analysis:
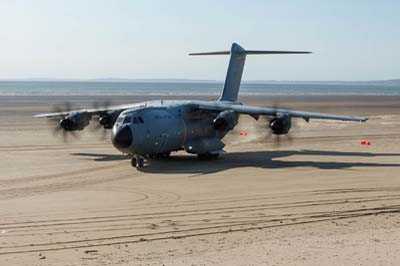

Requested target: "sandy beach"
[{"left": 0, "top": 95, "right": 399, "bottom": 265}]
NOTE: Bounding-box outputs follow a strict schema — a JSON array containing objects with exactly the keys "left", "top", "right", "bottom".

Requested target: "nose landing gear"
[{"left": 131, "top": 155, "right": 145, "bottom": 168}]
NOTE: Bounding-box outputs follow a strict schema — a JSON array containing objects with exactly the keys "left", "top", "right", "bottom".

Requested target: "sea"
[{"left": 0, "top": 81, "right": 400, "bottom": 97}]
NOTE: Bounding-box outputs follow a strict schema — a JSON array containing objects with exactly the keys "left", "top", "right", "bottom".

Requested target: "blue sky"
[{"left": 0, "top": 0, "right": 399, "bottom": 80}]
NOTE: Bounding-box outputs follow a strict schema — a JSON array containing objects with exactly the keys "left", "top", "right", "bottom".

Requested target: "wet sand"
[{"left": 0, "top": 95, "right": 399, "bottom": 265}]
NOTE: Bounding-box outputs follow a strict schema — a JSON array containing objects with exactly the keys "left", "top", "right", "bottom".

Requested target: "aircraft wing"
[
  {"left": 34, "top": 103, "right": 143, "bottom": 118},
  {"left": 193, "top": 102, "right": 368, "bottom": 122}
]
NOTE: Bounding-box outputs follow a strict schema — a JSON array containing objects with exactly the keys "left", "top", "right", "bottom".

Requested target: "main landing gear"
[
  {"left": 130, "top": 152, "right": 219, "bottom": 167},
  {"left": 131, "top": 155, "right": 144, "bottom": 168}
]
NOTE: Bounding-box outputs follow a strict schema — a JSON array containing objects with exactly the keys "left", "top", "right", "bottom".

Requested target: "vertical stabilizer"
[
  {"left": 189, "top": 43, "right": 311, "bottom": 102},
  {"left": 219, "top": 43, "right": 246, "bottom": 102}
]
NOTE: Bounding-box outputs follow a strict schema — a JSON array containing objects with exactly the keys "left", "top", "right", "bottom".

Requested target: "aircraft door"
[
  {"left": 155, "top": 133, "right": 168, "bottom": 153},
  {"left": 159, "top": 133, "right": 168, "bottom": 152}
]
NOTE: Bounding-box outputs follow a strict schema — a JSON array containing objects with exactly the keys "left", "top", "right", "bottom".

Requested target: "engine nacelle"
[
  {"left": 99, "top": 111, "right": 120, "bottom": 129},
  {"left": 213, "top": 110, "right": 239, "bottom": 131},
  {"left": 60, "top": 112, "right": 91, "bottom": 131},
  {"left": 270, "top": 114, "right": 291, "bottom": 135}
]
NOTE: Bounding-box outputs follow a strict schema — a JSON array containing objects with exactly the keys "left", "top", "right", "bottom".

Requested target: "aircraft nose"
[{"left": 112, "top": 125, "right": 133, "bottom": 149}]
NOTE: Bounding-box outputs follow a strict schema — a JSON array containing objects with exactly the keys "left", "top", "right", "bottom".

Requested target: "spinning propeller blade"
[
  {"left": 90, "top": 100, "right": 113, "bottom": 140},
  {"left": 47, "top": 102, "right": 79, "bottom": 142}
]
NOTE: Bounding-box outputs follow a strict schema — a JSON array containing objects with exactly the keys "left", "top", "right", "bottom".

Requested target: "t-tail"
[{"left": 189, "top": 43, "right": 311, "bottom": 102}]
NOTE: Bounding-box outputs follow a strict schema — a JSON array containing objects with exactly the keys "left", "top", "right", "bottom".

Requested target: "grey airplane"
[{"left": 36, "top": 43, "right": 367, "bottom": 168}]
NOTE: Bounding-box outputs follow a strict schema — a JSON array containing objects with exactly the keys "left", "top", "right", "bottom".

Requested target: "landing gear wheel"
[
  {"left": 131, "top": 157, "right": 137, "bottom": 167},
  {"left": 131, "top": 156, "right": 145, "bottom": 168},
  {"left": 138, "top": 157, "right": 144, "bottom": 168}
]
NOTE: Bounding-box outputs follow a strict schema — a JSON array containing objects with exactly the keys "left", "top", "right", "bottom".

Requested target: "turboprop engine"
[
  {"left": 98, "top": 111, "right": 120, "bottom": 129},
  {"left": 269, "top": 113, "right": 291, "bottom": 135},
  {"left": 213, "top": 110, "right": 239, "bottom": 131},
  {"left": 60, "top": 112, "right": 91, "bottom": 131}
]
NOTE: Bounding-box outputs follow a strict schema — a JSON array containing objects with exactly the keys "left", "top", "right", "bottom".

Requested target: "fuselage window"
[
  {"left": 138, "top": 116, "right": 144, "bottom": 123},
  {"left": 133, "top": 117, "right": 139, "bottom": 124},
  {"left": 123, "top": 116, "right": 132, "bottom": 124}
]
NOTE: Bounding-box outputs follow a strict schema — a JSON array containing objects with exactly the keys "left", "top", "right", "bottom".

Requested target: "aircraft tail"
[{"left": 189, "top": 43, "right": 311, "bottom": 102}]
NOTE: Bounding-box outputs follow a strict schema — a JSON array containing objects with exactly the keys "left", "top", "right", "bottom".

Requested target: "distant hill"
[
  {"left": 90, "top": 78, "right": 220, "bottom": 83},
  {"left": 90, "top": 78, "right": 400, "bottom": 86},
  {"left": 245, "top": 79, "right": 400, "bottom": 86},
  {"left": 1, "top": 78, "right": 400, "bottom": 86}
]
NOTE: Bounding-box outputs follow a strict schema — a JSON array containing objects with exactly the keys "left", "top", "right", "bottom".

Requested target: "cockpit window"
[
  {"left": 123, "top": 116, "right": 132, "bottom": 124},
  {"left": 119, "top": 115, "right": 143, "bottom": 125}
]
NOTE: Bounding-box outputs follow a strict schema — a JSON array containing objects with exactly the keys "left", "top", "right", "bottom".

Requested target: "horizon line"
[{"left": 0, "top": 78, "right": 399, "bottom": 83}]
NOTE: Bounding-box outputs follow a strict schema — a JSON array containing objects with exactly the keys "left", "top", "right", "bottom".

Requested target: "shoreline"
[
  {"left": 1, "top": 95, "right": 400, "bottom": 117},
  {"left": 2, "top": 94, "right": 400, "bottom": 105},
  {"left": 1, "top": 91, "right": 400, "bottom": 266}
]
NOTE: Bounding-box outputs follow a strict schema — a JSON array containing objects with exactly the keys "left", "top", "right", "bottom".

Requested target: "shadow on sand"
[
  {"left": 71, "top": 153, "right": 129, "bottom": 162},
  {"left": 72, "top": 149, "right": 400, "bottom": 175}
]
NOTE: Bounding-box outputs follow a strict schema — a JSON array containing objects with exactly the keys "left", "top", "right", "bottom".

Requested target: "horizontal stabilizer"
[
  {"left": 241, "top": 50, "right": 311, "bottom": 55},
  {"left": 189, "top": 50, "right": 311, "bottom": 56},
  {"left": 189, "top": 51, "right": 230, "bottom": 56},
  {"left": 189, "top": 43, "right": 311, "bottom": 102}
]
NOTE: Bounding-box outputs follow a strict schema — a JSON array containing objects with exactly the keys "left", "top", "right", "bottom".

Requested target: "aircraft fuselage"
[{"left": 111, "top": 100, "right": 235, "bottom": 156}]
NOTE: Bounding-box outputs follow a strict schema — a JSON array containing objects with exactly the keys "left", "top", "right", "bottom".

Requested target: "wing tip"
[
  {"left": 353, "top": 117, "right": 368, "bottom": 122},
  {"left": 34, "top": 113, "right": 57, "bottom": 118}
]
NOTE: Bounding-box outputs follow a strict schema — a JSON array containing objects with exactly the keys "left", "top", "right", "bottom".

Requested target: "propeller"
[
  {"left": 90, "top": 100, "right": 114, "bottom": 140},
  {"left": 265, "top": 124, "right": 294, "bottom": 147},
  {"left": 48, "top": 102, "right": 79, "bottom": 142},
  {"left": 261, "top": 102, "right": 298, "bottom": 147}
]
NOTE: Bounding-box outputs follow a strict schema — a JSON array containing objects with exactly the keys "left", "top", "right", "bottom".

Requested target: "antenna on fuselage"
[{"left": 189, "top": 43, "right": 311, "bottom": 102}]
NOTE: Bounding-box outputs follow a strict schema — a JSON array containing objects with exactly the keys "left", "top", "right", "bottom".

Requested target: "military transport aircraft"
[{"left": 35, "top": 43, "right": 367, "bottom": 168}]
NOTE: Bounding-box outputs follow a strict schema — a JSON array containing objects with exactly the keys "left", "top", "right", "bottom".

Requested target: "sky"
[{"left": 0, "top": 0, "right": 399, "bottom": 81}]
